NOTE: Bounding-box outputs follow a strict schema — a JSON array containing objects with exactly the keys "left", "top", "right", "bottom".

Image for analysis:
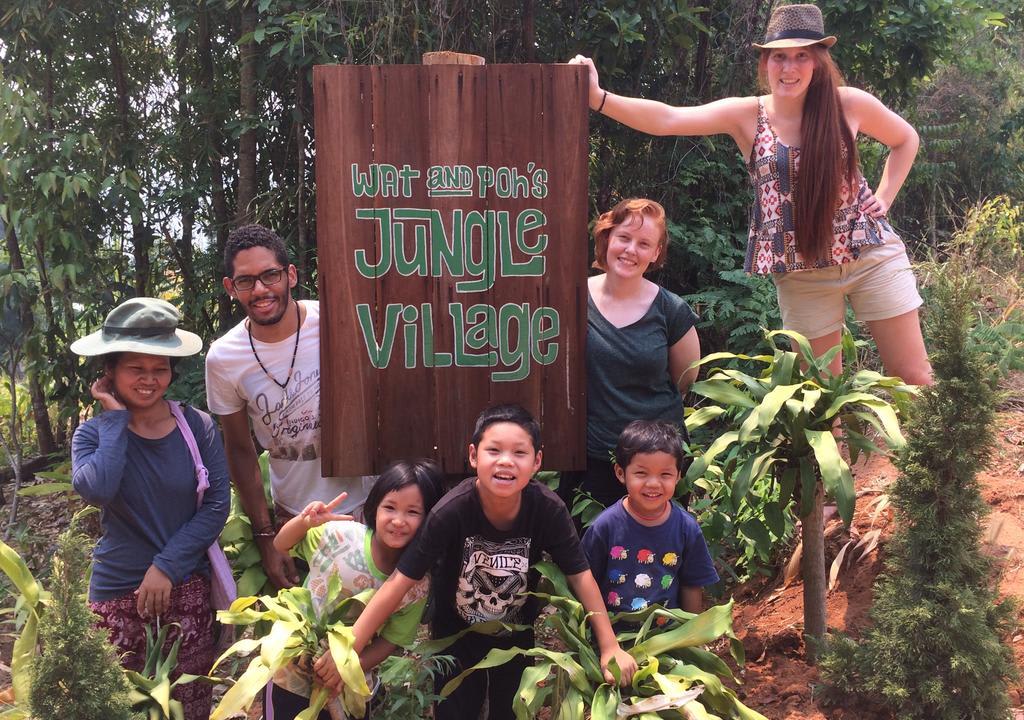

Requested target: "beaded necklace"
[{"left": 247, "top": 300, "right": 300, "bottom": 409}]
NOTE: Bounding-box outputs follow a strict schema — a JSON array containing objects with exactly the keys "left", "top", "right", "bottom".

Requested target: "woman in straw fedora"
[
  {"left": 70, "top": 297, "right": 230, "bottom": 720},
  {"left": 570, "top": 3, "right": 931, "bottom": 385}
]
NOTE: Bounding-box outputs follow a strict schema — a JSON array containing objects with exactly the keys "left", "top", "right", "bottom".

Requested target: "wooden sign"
[{"left": 314, "top": 64, "right": 589, "bottom": 475}]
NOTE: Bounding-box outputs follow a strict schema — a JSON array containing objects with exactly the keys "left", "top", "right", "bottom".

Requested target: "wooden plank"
[
  {"left": 314, "top": 65, "right": 377, "bottom": 477},
  {"left": 315, "top": 63, "right": 588, "bottom": 475}
]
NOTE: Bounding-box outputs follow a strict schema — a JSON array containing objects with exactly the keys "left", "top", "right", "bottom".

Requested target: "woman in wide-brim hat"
[
  {"left": 570, "top": 3, "right": 932, "bottom": 387},
  {"left": 70, "top": 297, "right": 229, "bottom": 720}
]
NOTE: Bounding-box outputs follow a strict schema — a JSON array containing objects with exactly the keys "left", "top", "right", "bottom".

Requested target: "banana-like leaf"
[
  {"left": 442, "top": 646, "right": 590, "bottom": 698},
  {"left": 767, "top": 329, "right": 818, "bottom": 371},
  {"left": 235, "top": 564, "right": 268, "bottom": 597},
  {"left": 10, "top": 610, "right": 38, "bottom": 705},
  {"left": 413, "top": 619, "right": 531, "bottom": 655},
  {"left": 259, "top": 618, "right": 304, "bottom": 669},
  {"left": 630, "top": 602, "right": 735, "bottom": 660},
  {"left": 533, "top": 561, "right": 576, "bottom": 607},
  {"left": 741, "top": 383, "right": 804, "bottom": 441},
  {"left": 211, "top": 637, "right": 263, "bottom": 672},
  {"left": 805, "top": 429, "right": 854, "bottom": 525},
  {"left": 802, "top": 387, "right": 823, "bottom": 415},
  {"left": 589, "top": 683, "right": 620, "bottom": 720},
  {"left": 769, "top": 350, "right": 798, "bottom": 386},
  {"left": 209, "top": 660, "right": 273, "bottom": 720},
  {"left": 690, "top": 380, "right": 757, "bottom": 409},
  {"left": 730, "top": 450, "right": 777, "bottom": 511},
  {"left": 684, "top": 406, "right": 726, "bottom": 431},
  {"left": 557, "top": 684, "right": 586, "bottom": 720},
  {"left": 700, "top": 431, "right": 740, "bottom": 467},
  {"left": 0, "top": 710, "right": 29, "bottom": 720},
  {"left": 514, "top": 662, "right": 555, "bottom": 720},
  {"left": 855, "top": 398, "right": 906, "bottom": 448},
  {"left": 715, "top": 368, "right": 771, "bottom": 400},
  {"left": 689, "top": 351, "right": 772, "bottom": 368},
  {"left": 295, "top": 685, "right": 330, "bottom": 720},
  {"left": 0, "top": 541, "right": 41, "bottom": 607},
  {"left": 666, "top": 646, "right": 734, "bottom": 680},
  {"left": 326, "top": 625, "right": 371, "bottom": 704},
  {"left": 541, "top": 612, "right": 602, "bottom": 683}
]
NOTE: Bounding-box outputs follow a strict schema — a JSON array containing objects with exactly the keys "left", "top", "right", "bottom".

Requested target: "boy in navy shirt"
[{"left": 583, "top": 420, "right": 718, "bottom": 616}]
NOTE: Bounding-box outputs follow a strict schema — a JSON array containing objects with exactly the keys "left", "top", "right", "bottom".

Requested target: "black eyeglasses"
[{"left": 231, "top": 267, "right": 286, "bottom": 291}]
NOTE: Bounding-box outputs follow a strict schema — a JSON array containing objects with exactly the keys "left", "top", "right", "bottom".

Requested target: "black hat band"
[
  {"left": 763, "top": 29, "right": 827, "bottom": 44},
  {"left": 102, "top": 325, "right": 177, "bottom": 339}
]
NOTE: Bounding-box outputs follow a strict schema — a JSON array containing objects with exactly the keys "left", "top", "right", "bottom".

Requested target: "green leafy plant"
[
  {"left": 125, "top": 622, "right": 215, "bottom": 720},
  {"left": 219, "top": 451, "right": 275, "bottom": 597},
  {"left": 375, "top": 651, "right": 457, "bottom": 720},
  {"left": 210, "top": 583, "right": 372, "bottom": 720},
  {"left": 686, "top": 329, "right": 916, "bottom": 652},
  {"left": 0, "top": 537, "right": 50, "bottom": 715},
  {"left": 442, "top": 562, "right": 764, "bottom": 719}
]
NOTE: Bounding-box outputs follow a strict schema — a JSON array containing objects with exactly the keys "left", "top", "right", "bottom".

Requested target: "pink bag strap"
[{"left": 168, "top": 401, "right": 210, "bottom": 508}]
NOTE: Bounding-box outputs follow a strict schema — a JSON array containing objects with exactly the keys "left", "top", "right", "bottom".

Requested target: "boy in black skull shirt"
[{"left": 334, "top": 404, "right": 636, "bottom": 719}]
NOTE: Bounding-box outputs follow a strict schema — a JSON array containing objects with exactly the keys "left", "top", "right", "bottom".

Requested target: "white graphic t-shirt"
[
  {"left": 457, "top": 536, "right": 531, "bottom": 625},
  {"left": 205, "top": 300, "right": 373, "bottom": 515}
]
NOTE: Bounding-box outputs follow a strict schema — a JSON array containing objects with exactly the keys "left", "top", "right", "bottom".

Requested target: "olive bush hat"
[
  {"left": 753, "top": 4, "right": 837, "bottom": 49},
  {"left": 70, "top": 297, "right": 202, "bottom": 357}
]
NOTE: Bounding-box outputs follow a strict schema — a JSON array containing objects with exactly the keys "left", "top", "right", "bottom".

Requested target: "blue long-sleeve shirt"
[{"left": 71, "top": 405, "right": 230, "bottom": 601}]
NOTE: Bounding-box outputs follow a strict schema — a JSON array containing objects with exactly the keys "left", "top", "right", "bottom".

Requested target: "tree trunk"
[
  {"left": 521, "top": 0, "right": 535, "bottom": 62},
  {"left": 236, "top": 1, "right": 258, "bottom": 225},
  {"left": 198, "top": 1, "right": 234, "bottom": 330},
  {"left": 173, "top": 24, "right": 198, "bottom": 309},
  {"left": 1, "top": 191, "right": 57, "bottom": 457},
  {"left": 691, "top": 8, "right": 711, "bottom": 100},
  {"left": 295, "top": 67, "right": 308, "bottom": 296},
  {"left": 800, "top": 481, "right": 827, "bottom": 660}
]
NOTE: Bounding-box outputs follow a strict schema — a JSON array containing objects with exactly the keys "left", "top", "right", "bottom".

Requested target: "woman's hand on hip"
[
  {"left": 860, "top": 186, "right": 889, "bottom": 218},
  {"left": 136, "top": 564, "right": 172, "bottom": 618}
]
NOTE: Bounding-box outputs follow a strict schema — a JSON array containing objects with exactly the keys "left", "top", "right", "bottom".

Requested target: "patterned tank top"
[{"left": 744, "top": 97, "right": 894, "bottom": 275}]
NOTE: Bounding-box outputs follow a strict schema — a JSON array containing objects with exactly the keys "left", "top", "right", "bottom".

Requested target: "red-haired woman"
[
  {"left": 570, "top": 3, "right": 932, "bottom": 387},
  {"left": 558, "top": 198, "right": 701, "bottom": 518}
]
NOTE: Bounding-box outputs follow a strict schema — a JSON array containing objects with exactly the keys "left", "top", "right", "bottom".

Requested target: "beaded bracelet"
[
  {"left": 596, "top": 90, "right": 608, "bottom": 113},
  {"left": 252, "top": 526, "right": 276, "bottom": 539}
]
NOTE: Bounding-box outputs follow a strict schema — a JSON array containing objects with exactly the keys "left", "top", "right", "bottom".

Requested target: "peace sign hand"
[{"left": 299, "top": 492, "right": 352, "bottom": 528}]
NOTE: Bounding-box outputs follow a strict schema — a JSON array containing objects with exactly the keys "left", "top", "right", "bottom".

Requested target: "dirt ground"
[{"left": 2, "top": 376, "right": 1023, "bottom": 719}]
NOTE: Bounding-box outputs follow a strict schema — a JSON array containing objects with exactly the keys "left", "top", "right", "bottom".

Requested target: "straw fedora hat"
[
  {"left": 753, "top": 4, "right": 837, "bottom": 49},
  {"left": 71, "top": 297, "right": 202, "bottom": 357}
]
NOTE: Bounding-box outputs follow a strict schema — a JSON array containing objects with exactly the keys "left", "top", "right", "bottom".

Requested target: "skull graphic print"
[{"left": 456, "top": 536, "right": 531, "bottom": 624}]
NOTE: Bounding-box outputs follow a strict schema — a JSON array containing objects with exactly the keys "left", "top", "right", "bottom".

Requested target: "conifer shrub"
[
  {"left": 29, "top": 520, "right": 133, "bottom": 720},
  {"left": 819, "top": 263, "right": 1017, "bottom": 718}
]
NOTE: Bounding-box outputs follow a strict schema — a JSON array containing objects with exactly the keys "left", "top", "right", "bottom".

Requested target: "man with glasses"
[{"left": 205, "top": 224, "right": 373, "bottom": 588}]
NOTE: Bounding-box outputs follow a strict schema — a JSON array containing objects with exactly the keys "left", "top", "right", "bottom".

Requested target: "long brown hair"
[{"left": 759, "top": 46, "right": 858, "bottom": 264}]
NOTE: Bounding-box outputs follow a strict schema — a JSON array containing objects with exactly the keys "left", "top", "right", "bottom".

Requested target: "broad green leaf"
[
  {"left": 769, "top": 350, "right": 798, "bottom": 386},
  {"left": 767, "top": 329, "right": 817, "bottom": 369},
  {"left": 805, "top": 430, "right": 854, "bottom": 525},
  {"left": 514, "top": 662, "right": 554, "bottom": 720},
  {"left": 259, "top": 619, "right": 303, "bottom": 669},
  {"left": 10, "top": 610, "right": 38, "bottom": 705},
  {"left": 856, "top": 398, "right": 906, "bottom": 448},
  {"left": 685, "top": 406, "right": 726, "bottom": 430},
  {"left": 690, "top": 380, "right": 756, "bottom": 409},
  {"left": 212, "top": 637, "right": 263, "bottom": 672},
  {"left": 0, "top": 541, "right": 41, "bottom": 606},
  {"left": 631, "top": 602, "right": 735, "bottom": 660},
  {"left": 295, "top": 685, "right": 330, "bottom": 720},
  {"left": 16, "top": 482, "right": 73, "bottom": 496},
  {"left": 667, "top": 646, "right": 734, "bottom": 680},
  {"left": 557, "top": 685, "right": 586, "bottom": 720},
  {"left": 236, "top": 564, "right": 268, "bottom": 597},
  {"left": 745, "top": 383, "right": 803, "bottom": 440},
  {"left": 327, "top": 627, "right": 371, "bottom": 715},
  {"left": 589, "top": 683, "right": 620, "bottom": 720},
  {"left": 209, "top": 660, "right": 273, "bottom": 720},
  {"left": 701, "top": 431, "right": 740, "bottom": 466}
]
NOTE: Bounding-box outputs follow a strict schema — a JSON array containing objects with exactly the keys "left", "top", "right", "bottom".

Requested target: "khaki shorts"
[{"left": 773, "top": 240, "right": 923, "bottom": 340}]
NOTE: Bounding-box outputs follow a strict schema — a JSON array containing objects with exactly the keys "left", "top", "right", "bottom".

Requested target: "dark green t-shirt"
[{"left": 586, "top": 286, "right": 698, "bottom": 459}]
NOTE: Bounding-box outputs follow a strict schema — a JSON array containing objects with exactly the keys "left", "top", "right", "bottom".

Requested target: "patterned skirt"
[{"left": 90, "top": 574, "right": 214, "bottom": 720}]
